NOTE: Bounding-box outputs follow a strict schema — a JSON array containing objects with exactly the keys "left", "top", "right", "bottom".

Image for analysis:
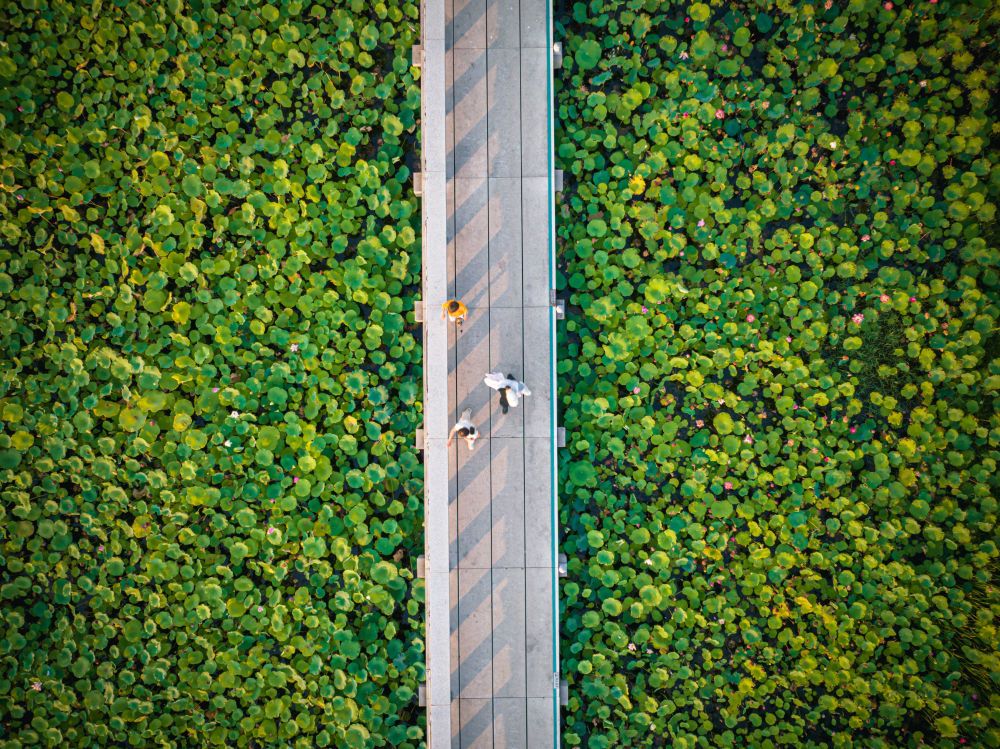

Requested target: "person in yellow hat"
[{"left": 441, "top": 299, "right": 468, "bottom": 326}]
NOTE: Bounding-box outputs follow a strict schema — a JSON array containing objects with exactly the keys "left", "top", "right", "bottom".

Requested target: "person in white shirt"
[
  {"left": 447, "top": 408, "right": 479, "bottom": 450},
  {"left": 483, "top": 371, "right": 531, "bottom": 414}
]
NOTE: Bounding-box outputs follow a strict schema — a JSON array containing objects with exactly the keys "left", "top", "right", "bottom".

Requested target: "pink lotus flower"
[
  {"left": 641, "top": 306, "right": 648, "bottom": 313},
  {"left": 852, "top": 313, "right": 864, "bottom": 324},
  {"left": 267, "top": 527, "right": 275, "bottom": 534},
  {"left": 715, "top": 109, "right": 725, "bottom": 119},
  {"left": 633, "top": 386, "right": 641, "bottom": 394},
  {"left": 883, "top": 1, "right": 892, "bottom": 8},
  {"left": 290, "top": 343, "right": 299, "bottom": 352},
  {"left": 695, "top": 419, "right": 704, "bottom": 427},
  {"left": 861, "top": 234, "right": 870, "bottom": 241},
  {"left": 786, "top": 336, "right": 792, "bottom": 342},
  {"left": 787, "top": 439, "right": 794, "bottom": 446},
  {"left": 909, "top": 296, "right": 916, "bottom": 302},
  {"left": 850, "top": 427, "right": 857, "bottom": 434},
  {"left": 679, "top": 51, "right": 689, "bottom": 60},
  {"left": 746, "top": 314, "right": 755, "bottom": 322},
  {"left": 880, "top": 294, "right": 890, "bottom": 303},
  {"left": 743, "top": 434, "right": 753, "bottom": 444},
  {"left": 292, "top": 476, "right": 300, "bottom": 484},
  {"left": 257, "top": 606, "right": 264, "bottom": 613},
  {"left": 724, "top": 481, "right": 733, "bottom": 490},
  {"left": 212, "top": 387, "right": 220, "bottom": 393},
  {"left": 31, "top": 681, "right": 41, "bottom": 691},
  {"left": 97, "top": 545, "right": 104, "bottom": 552},
  {"left": 889, "top": 159, "right": 896, "bottom": 165},
  {"left": 697, "top": 219, "right": 705, "bottom": 227}
]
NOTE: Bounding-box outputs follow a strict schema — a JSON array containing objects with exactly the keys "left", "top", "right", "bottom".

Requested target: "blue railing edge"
[{"left": 545, "top": 0, "right": 561, "bottom": 746}]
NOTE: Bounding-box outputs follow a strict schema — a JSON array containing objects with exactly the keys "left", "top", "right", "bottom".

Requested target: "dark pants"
[{"left": 498, "top": 373, "right": 515, "bottom": 414}]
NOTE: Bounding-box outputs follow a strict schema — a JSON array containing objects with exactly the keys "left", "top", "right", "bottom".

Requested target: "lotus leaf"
[{"left": 576, "top": 39, "right": 602, "bottom": 71}]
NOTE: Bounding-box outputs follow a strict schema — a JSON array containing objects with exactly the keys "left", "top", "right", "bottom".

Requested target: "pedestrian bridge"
[{"left": 417, "top": 0, "right": 561, "bottom": 745}]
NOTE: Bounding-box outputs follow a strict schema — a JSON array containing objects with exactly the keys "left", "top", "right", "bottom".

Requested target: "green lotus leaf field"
[
  {"left": 556, "top": 1, "right": 999, "bottom": 747},
  {"left": 0, "top": 1, "right": 424, "bottom": 746}
]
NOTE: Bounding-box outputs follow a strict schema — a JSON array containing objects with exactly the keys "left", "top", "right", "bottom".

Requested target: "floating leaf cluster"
[
  {"left": 0, "top": 1, "right": 424, "bottom": 746},
  {"left": 556, "top": 0, "right": 999, "bottom": 747}
]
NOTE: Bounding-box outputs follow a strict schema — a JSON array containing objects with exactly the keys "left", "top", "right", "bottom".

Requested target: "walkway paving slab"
[
  {"left": 491, "top": 567, "right": 528, "bottom": 697},
  {"left": 522, "top": 308, "right": 552, "bottom": 439},
  {"left": 486, "top": 49, "right": 521, "bottom": 178},
  {"left": 520, "top": 177, "right": 550, "bottom": 306},
  {"left": 520, "top": 49, "right": 549, "bottom": 177},
  {"left": 486, "top": 0, "right": 521, "bottom": 49},
  {"left": 450, "top": 0, "right": 486, "bottom": 50},
  {"left": 452, "top": 50, "right": 489, "bottom": 180},
  {"left": 493, "top": 698, "right": 528, "bottom": 746},
  {"left": 525, "top": 569, "right": 555, "bottom": 697},
  {"left": 527, "top": 697, "right": 556, "bottom": 749},
  {"left": 520, "top": 0, "right": 548, "bottom": 47},
  {"left": 490, "top": 437, "right": 526, "bottom": 569},
  {"left": 459, "top": 698, "right": 494, "bottom": 749},
  {"left": 488, "top": 177, "right": 524, "bottom": 308},
  {"left": 523, "top": 437, "right": 553, "bottom": 569}
]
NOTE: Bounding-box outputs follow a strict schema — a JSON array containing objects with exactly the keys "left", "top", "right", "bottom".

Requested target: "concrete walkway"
[{"left": 420, "top": 0, "right": 560, "bottom": 746}]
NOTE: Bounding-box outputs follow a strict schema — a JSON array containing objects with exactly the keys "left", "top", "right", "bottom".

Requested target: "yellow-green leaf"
[{"left": 60, "top": 204, "right": 81, "bottom": 223}]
